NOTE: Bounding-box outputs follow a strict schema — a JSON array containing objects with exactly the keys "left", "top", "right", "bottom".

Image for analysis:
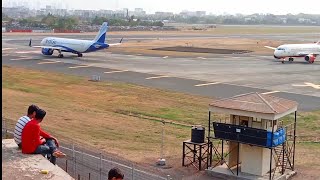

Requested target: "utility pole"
[{"left": 157, "top": 120, "right": 166, "bottom": 166}]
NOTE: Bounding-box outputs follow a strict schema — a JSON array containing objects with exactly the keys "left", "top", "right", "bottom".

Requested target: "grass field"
[{"left": 2, "top": 66, "right": 320, "bottom": 177}]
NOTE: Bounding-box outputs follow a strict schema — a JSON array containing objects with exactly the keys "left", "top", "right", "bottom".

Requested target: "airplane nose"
[{"left": 273, "top": 50, "right": 280, "bottom": 59}]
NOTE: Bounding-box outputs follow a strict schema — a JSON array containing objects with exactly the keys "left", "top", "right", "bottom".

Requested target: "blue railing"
[{"left": 212, "top": 122, "right": 286, "bottom": 148}]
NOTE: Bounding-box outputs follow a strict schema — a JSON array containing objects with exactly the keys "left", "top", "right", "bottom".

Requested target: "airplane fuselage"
[
  {"left": 40, "top": 37, "right": 109, "bottom": 54},
  {"left": 30, "top": 22, "right": 117, "bottom": 58},
  {"left": 274, "top": 43, "right": 320, "bottom": 61}
]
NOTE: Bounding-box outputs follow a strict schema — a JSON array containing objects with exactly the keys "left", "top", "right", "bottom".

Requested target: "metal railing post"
[
  {"left": 99, "top": 153, "right": 102, "bottom": 180},
  {"left": 65, "top": 159, "right": 68, "bottom": 172},
  {"left": 73, "top": 144, "right": 76, "bottom": 178},
  {"left": 131, "top": 163, "right": 134, "bottom": 180}
]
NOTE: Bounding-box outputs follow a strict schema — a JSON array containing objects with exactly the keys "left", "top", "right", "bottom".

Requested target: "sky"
[{"left": 3, "top": 0, "right": 320, "bottom": 15}]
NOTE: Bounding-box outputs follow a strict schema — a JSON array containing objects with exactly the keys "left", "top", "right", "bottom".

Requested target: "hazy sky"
[{"left": 4, "top": 0, "right": 320, "bottom": 15}]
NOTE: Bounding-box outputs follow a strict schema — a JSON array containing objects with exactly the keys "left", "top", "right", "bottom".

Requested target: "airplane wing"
[
  {"left": 28, "top": 39, "right": 68, "bottom": 51},
  {"left": 108, "top": 38, "right": 123, "bottom": 47},
  {"left": 264, "top": 46, "right": 277, "bottom": 50},
  {"left": 30, "top": 45, "right": 67, "bottom": 51}
]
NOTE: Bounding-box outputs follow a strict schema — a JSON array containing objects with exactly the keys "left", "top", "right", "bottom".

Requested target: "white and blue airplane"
[{"left": 29, "top": 22, "right": 122, "bottom": 58}]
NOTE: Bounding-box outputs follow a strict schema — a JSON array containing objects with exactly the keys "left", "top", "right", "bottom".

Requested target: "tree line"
[{"left": 6, "top": 13, "right": 164, "bottom": 30}]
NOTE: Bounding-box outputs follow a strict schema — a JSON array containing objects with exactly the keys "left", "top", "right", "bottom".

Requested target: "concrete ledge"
[
  {"left": 2, "top": 139, "right": 73, "bottom": 180},
  {"left": 206, "top": 165, "right": 296, "bottom": 180}
]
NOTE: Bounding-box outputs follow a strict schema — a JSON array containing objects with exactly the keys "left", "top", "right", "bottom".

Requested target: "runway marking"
[
  {"left": 2, "top": 48, "right": 16, "bottom": 50},
  {"left": 16, "top": 51, "right": 39, "bottom": 54},
  {"left": 197, "top": 57, "right": 207, "bottom": 60},
  {"left": 136, "top": 54, "right": 142, "bottom": 56},
  {"left": 69, "top": 65, "right": 91, "bottom": 69},
  {"left": 195, "top": 82, "right": 220, "bottom": 87},
  {"left": 292, "top": 82, "right": 320, "bottom": 90},
  {"left": 162, "top": 56, "right": 169, "bottom": 59},
  {"left": 104, "top": 70, "right": 129, "bottom": 74},
  {"left": 10, "top": 57, "right": 32, "bottom": 61},
  {"left": 2, "top": 54, "right": 10, "bottom": 56},
  {"left": 145, "top": 75, "right": 170, "bottom": 80},
  {"left": 37, "top": 61, "right": 61, "bottom": 65},
  {"left": 261, "top": 91, "right": 280, "bottom": 95}
]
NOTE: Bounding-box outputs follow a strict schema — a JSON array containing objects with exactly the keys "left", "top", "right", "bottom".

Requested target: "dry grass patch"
[{"left": 2, "top": 66, "right": 209, "bottom": 162}]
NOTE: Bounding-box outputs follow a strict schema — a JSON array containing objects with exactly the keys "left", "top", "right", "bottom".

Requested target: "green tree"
[{"left": 41, "top": 13, "right": 56, "bottom": 27}]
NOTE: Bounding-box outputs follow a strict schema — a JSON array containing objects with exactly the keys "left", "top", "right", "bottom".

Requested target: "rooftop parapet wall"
[{"left": 2, "top": 139, "right": 74, "bottom": 180}]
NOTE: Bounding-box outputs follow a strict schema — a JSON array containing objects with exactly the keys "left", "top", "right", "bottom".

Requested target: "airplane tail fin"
[{"left": 93, "top": 22, "right": 108, "bottom": 43}]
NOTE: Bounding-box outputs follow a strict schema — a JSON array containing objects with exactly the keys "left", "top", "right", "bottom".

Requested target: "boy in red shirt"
[{"left": 21, "top": 109, "right": 65, "bottom": 164}]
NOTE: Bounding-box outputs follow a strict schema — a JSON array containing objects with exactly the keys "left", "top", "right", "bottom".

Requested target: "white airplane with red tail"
[{"left": 265, "top": 41, "right": 320, "bottom": 64}]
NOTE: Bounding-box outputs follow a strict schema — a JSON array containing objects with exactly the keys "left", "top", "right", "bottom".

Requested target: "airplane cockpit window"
[{"left": 277, "top": 48, "right": 285, "bottom": 50}]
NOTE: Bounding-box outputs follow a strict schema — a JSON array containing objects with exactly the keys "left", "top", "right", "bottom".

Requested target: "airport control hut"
[{"left": 206, "top": 92, "right": 298, "bottom": 180}]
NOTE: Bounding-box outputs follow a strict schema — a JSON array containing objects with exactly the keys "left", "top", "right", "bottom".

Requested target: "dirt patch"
[
  {"left": 152, "top": 46, "right": 253, "bottom": 54},
  {"left": 109, "top": 38, "right": 284, "bottom": 57}
]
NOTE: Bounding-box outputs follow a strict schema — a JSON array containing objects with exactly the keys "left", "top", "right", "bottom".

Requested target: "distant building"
[
  {"left": 179, "top": 10, "right": 206, "bottom": 17},
  {"left": 97, "top": 10, "right": 114, "bottom": 17},
  {"left": 129, "top": 8, "right": 146, "bottom": 17},
  {"left": 180, "top": 10, "right": 196, "bottom": 17},
  {"left": 280, "top": 18, "right": 287, "bottom": 24},
  {"left": 196, "top": 11, "right": 206, "bottom": 17},
  {"left": 154, "top": 12, "right": 174, "bottom": 17},
  {"left": 2, "top": 6, "right": 31, "bottom": 18},
  {"left": 298, "top": 18, "right": 312, "bottom": 23}
]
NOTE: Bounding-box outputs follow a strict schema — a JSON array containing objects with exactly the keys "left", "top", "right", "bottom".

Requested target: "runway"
[
  {"left": 2, "top": 34, "right": 320, "bottom": 111},
  {"left": 3, "top": 31, "right": 320, "bottom": 42}
]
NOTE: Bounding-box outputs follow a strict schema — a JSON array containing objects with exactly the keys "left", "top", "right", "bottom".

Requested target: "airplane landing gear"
[
  {"left": 281, "top": 59, "right": 285, "bottom": 64},
  {"left": 289, "top": 57, "right": 294, "bottom": 62},
  {"left": 58, "top": 50, "right": 64, "bottom": 58},
  {"left": 77, "top": 53, "right": 83, "bottom": 57}
]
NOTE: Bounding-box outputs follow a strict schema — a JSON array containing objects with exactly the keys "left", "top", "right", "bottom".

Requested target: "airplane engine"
[
  {"left": 41, "top": 48, "right": 54, "bottom": 55},
  {"left": 304, "top": 55, "right": 316, "bottom": 63}
]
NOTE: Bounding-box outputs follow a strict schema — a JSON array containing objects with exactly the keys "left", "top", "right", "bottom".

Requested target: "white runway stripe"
[
  {"left": 292, "top": 83, "right": 320, "bottom": 90},
  {"left": 145, "top": 75, "right": 170, "bottom": 80},
  {"left": 37, "top": 61, "right": 61, "bottom": 65},
  {"left": 10, "top": 57, "right": 32, "bottom": 61},
  {"left": 2, "top": 48, "right": 16, "bottom": 50},
  {"left": 16, "top": 51, "right": 39, "bottom": 54},
  {"left": 195, "top": 82, "right": 220, "bottom": 87},
  {"left": 261, "top": 91, "right": 280, "bottom": 95},
  {"left": 104, "top": 70, "right": 129, "bottom": 74},
  {"left": 68, "top": 65, "right": 91, "bottom": 69}
]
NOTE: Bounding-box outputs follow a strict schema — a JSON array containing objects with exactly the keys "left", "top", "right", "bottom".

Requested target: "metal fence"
[
  {"left": 2, "top": 118, "right": 171, "bottom": 180},
  {"left": 56, "top": 145, "right": 169, "bottom": 180}
]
